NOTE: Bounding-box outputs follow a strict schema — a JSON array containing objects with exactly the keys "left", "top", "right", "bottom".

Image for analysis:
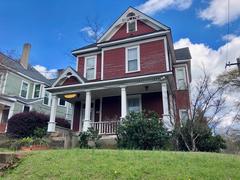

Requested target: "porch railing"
[{"left": 90, "top": 121, "right": 119, "bottom": 135}]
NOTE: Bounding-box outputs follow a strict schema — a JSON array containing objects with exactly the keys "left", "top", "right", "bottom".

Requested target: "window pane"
[
  {"left": 128, "top": 60, "right": 138, "bottom": 71},
  {"left": 43, "top": 91, "right": 49, "bottom": 105},
  {"left": 176, "top": 68, "right": 186, "bottom": 90},
  {"left": 128, "top": 21, "right": 136, "bottom": 32},
  {"left": 21, "top": 82, "right": 28, "bottom": 98},
  {"left": 181, "top": 111, "right": 189, "bottom": 123},
  {"left": 59, "top": 99, "right": 66, "bottom": 106},
  {"left": 178, "top": 79, "right": 186, "bottom": 90},
  {"left": 128, "top": 97, "right": 140, "bottom": 113},
  {"left": 34, "top": 84, "right": 41, "bottom": 98},
  {"left": 128, "top": 48, "right": 137, "bottom": 60},
  {"left": 86, "top": 69, "right": 94, "bottom": 80},
  {"left": 86, "top": 58, "right": 95, "bottom": 68}
]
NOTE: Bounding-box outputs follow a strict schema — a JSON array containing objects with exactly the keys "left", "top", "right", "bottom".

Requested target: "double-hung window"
[
  {"left": 43, "top": 90, "right": 50, "bottom": 106},
  {"left": 127, "top": 95, "right": 141, "bottom": 113},
  {"left": 176, "top": 67, "right": 187, "bottom": 90},
  {"left": 179, "top": 109, "right": 189, "bottom": 124},
  {"left": 84, "top": 56, "right": 96, "bottom": 80},
  {"left": 33, "top": 84, "right": 41, "bottom": 98},
  {"left": 127, "top": 20, "right": 137, "bottom": 33},
  {"left": 126, "top": 46, "right": 140, "bottom": 73},
  {"left": 20, "top": 81, "right": 29, "bottom": 98}
]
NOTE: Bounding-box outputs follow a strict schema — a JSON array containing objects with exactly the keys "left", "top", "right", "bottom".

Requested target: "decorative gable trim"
[
  {"left": 97, "top": 7, "right": 169, "bottom": 43},
  {"left": 51, "top": 67, "right": 85, "bottom": 87}
]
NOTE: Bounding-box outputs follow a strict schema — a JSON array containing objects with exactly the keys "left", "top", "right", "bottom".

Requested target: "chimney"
[
  {"left": 57, "top": 69, "right": 64, "bottom": 77},
  {"left": 20, "top": 43, "right": 31, "bottom": 69}
]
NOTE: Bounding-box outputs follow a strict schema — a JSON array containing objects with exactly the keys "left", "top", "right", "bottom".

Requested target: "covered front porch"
[{"left": 46, "top": 69, "right": 174, "bottom": 135}]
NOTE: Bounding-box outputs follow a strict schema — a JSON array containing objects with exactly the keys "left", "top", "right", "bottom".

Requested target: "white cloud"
[
  {"left": 174, "top": 36, "right": 240, "bottom": 80},
  {"left": 174, "top": 36, "right": 240, "bottom": 132},
  {"left": 199, "top": 0, "right": 240, "bottom": 26},
  {"left": 80, "top": 26, "right": 95, "bottom": 38},
  {"left": 33, "top": 65, "right": 58, "bottom": 79},
  {"left": 222, "top": 33, "right": 237, "bottom": 42},
  {"left": 137, "top": 0, "right": 192, "bottom": 15}
]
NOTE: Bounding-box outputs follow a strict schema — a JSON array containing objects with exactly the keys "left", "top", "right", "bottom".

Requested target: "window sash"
[
  {"left": 180, "top": 110, "right": 189, "bottom": 124},
  {"left": 59, "top": 99, "right": 66, "bottom": 106},
  {"left": 43, "top": 91, "right": 50, "bottom": 105},
  {"left": 33, "top": 84, "right": 41, "bottom": 98},
  {"left": 127, "top": 47, "right": 139, "bottom": 72},
  {"left": 20, "top": 82, "right": 28, "bottom": 98},
  {"left": 85, "top": 57, "right": 96, "bottom": 80},
  {"left": 127, "top": 20, "right": 136, "bottom": 32},
  {"left": 176, "top": 68, "right": 187, "bottom": 90},
  {"left": 127, "top": 96, "right": 141, "bottom": 113}
]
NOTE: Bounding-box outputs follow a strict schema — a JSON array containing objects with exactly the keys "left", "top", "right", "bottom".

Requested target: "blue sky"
[{"left": 1, "top": 0, "right": 240, "bottom": 77}]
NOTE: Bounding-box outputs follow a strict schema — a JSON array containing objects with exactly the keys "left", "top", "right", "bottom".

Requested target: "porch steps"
[{"left": 47, "top": 132, "right": 65, "bottom": 149}]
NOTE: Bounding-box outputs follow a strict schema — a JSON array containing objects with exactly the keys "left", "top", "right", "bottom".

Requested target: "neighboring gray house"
[{"left": 0, "top": 44, "right": 72, "bottom": 132}]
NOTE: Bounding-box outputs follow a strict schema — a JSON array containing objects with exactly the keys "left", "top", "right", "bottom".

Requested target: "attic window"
[{"left": 127, "top": 12, "right": 137, "bottom": 33}]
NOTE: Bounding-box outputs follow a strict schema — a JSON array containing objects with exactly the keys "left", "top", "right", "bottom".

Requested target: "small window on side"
[{"left": 180, "top": 109, "right": 189, "bottom": 124}]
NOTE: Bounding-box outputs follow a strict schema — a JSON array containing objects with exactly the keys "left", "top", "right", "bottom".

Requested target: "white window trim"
[
  {"left": 127, "top": 94, "right": 142, "bottom": 113},
  {"left": 175, "top": 67, "right": 187, "bottom": 90},
  {"left": 0, "top": 73, "right": 3, "bottom": 94},
  {"left": 42, "top": 89, "right": 51, "bottom": 106},
  {"left": 58, "top": 98, "right": 66, "bottom": 107},
  {"left": 84, "top": 55, "right": 97, "bottom": 80},
  {"left": 19, "top": 80, "right": 30, "bottom": 99},
  {"left": 125, "top": 46, "right": 140, "bottom": 73},
  {"left": 179, "top": 109, "right": 190, "bottom": 123},
  {"left": 32, "top": 83, "right": 42, "bottom": 99},
  {"left": 127, "top": 20, "right": 137, "bottom": 33}
]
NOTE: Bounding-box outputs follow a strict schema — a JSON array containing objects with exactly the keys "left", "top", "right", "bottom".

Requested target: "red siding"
[
  {"left": 103, "top": 39, "right": 166, "bottom": 80},
  {"left": 102, "top": 96, "right": 121, "bottom": 121},
  {"left": 142, "top": 92, "right": 163, "bottom": 117},
  {"left": 62, "top": 76, "right": 79, "bottom": 86},
  {"left": 110, "top": 20, "right": 156, "bottom": 41},
  {"left": 175, "top": 90, "right": 191, "bottom": 122},
  {"left": 77, "top": 54, "right": 101, "bottom": 81},
  {"left": 72, "top": 102, "right": 81, "bottom": 132},
  {"left": 77, "top": 57, "right": 84, "bottom": 77}
]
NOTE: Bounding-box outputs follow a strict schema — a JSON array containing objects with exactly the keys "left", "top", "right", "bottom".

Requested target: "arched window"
[{"left": 126, "top": 12, "right": 137, "bottom": 33}]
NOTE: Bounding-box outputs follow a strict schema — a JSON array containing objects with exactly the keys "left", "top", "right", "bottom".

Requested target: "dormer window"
[{"left": 126, "top": 12, "right": 137, "bottom": 33}]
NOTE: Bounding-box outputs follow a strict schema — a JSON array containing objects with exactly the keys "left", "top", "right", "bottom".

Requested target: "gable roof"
[
  {"left": 51, "top": 66, "right": 86, "bottom": 87},
  {"left": 98, "top": 6, "right": 170, "bottom": 43},
  {"left": 0, "top": 52, "right": 51, "bottom": 85},
  {"left": 174, "top": 47, "right": 191, "bottom": 61}
]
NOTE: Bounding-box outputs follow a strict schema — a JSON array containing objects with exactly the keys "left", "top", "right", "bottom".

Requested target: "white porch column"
[
  {"left": 82, "top": 91, "right": 91, "bottom": 132},
  {"left": 47, "top": 95, "right": 57, "bottom": 132},
  {"left": 121, "top": 87, "right": 127, "bottom": 120},
  {"left": 7, "top": 104, "right": 15, "bottom": 120},
  {"left": 161, "top": 82, "right": 172, "bottom": 130}
]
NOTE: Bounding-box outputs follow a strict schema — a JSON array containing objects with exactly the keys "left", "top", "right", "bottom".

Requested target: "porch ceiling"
[
  {"left": 48, "top": 72, "right": 172, "bottom": 96},
  {"left": 58, "top": 82, "right": 163, "bottom": 103}
]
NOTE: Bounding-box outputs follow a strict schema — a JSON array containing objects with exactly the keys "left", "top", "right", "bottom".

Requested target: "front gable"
[
  {"left": 52, "top": 67, "right": 86, "bottom": 87},
  {"left": 98, "top": 7, "right": 169, "bottom": 43},
  {"left": 110, "top": 20, "right": 156, "bottom": 41}
]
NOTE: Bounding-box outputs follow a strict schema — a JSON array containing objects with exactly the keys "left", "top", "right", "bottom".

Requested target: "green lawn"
[{"left": 3, "top": 149, "right": 240, "bottom": 179}]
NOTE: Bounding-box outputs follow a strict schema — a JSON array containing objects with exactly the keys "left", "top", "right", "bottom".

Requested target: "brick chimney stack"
[{"left": 20, "top": 43, "right": 31, "bottom": 69}]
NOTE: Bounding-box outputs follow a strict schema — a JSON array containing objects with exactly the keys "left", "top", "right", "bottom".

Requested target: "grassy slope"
[{"left": 3, "top": 149, "right": 240, "bottom": 180}]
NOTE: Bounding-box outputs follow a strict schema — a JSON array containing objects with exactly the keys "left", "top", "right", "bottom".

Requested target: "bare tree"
[
  {"left": 176, "top": 71, "right": 226, "bottom": 151},
  {"left": 80, "top": 17, "right": 105, "bottom": 43}
]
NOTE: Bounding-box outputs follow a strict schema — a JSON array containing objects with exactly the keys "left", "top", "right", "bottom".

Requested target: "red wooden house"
[{"left": 47, "top": 7, "right": 192, "bottom": 135}]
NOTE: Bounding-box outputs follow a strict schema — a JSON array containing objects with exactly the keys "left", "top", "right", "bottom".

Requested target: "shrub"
[
  {"left": 7, "top": 111, "right": 70, "bottom": 138},
  {"left": 79, "top": 127, "right": 102, "bottom": 148},
  {"left": 175, "top": 120, "right": 226, "bottom": 152},
  {"left": 117, "top": 111, "right": 170, "bottom": 150}
]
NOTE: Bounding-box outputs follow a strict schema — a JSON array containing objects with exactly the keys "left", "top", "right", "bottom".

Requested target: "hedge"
[{"left": 7, "top": 111, "right": 70, "bottom": 138}]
